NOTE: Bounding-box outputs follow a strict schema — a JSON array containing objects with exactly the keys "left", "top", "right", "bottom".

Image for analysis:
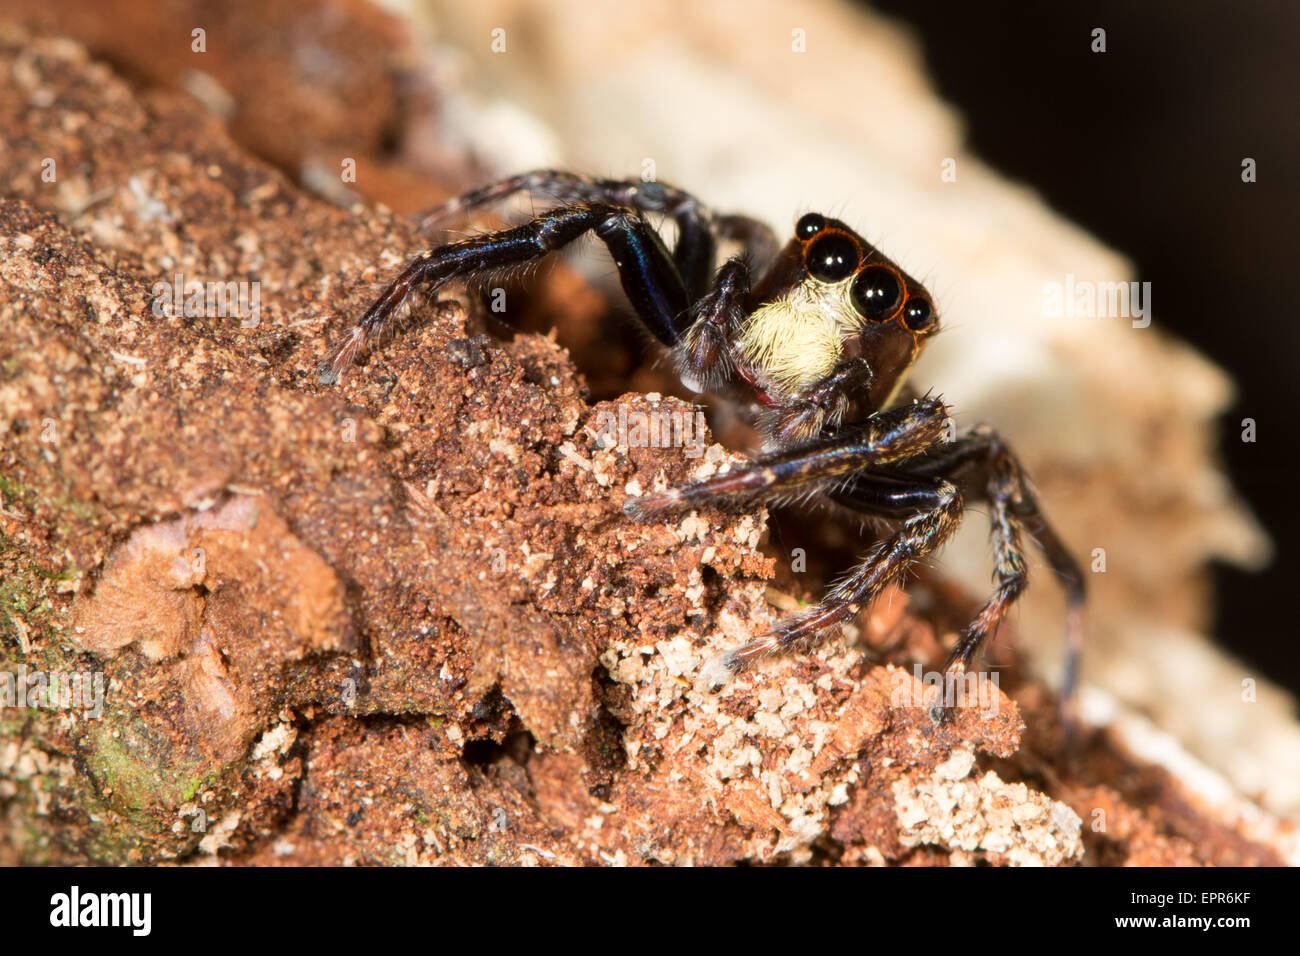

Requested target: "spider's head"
[{"left": 739, "top": 212, "right": 939, "bottom": 409}]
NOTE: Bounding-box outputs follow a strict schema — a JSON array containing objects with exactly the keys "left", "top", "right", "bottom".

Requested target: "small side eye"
[
  {"left": 805, "top": 233, "right": 859, "bottom": 282},
  {"left": 901, "top": 296, "right": 936, "bottom": 332},
  {"left": 796, "top": 212, "right": 826, "bottom": 240},
  {"left": 850, "top": 265, "right": 902, "bottom": 321}
]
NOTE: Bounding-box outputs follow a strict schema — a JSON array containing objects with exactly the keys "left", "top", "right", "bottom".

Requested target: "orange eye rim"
[
  {"left": 850, "top": 263, "right": 905, "bottom": 324},
  {"left": 899, "top": 293, "right": 938, "bottom": 334},
  {"left": 802, "top": 230, "right": 861, "bottom": 282}
]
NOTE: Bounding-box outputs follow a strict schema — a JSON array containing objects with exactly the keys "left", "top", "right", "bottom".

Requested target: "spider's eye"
[
  {"left": 902, "top": 296, "right": 936, "bottom": 332},
  {"left": 850, "top": 265, "right": 903, "bottom": 321},
  {"left": 796, "top": 212, "right": 826, "bottom": 240},
  {"left": 805, "top": 233, "right": 859, "bottom": 282}
]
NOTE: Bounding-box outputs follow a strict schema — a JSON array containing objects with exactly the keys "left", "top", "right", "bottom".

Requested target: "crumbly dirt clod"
[{"left": 892, "top": 749, "right": 1083, "bottom": 866}]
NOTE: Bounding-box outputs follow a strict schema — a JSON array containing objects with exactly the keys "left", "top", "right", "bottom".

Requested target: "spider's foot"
[
  {"left": 698, "top": 629, "right": 791, "bottom": 691},
  {"left": 318, "top": 326, "right": 369, "bottom": 385},
  {"left": 622, "top": 487, "right": 685, "bottom": 520},
  {"left": 699, "top": 649, "right": 743, "bottom": 690}
]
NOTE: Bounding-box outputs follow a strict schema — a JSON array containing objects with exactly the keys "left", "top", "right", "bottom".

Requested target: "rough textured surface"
[
  {"left": 0, "top": 14, "right": 1291, "bottom": 866},
  {"left": 893, "top": 749, "right": 1082, "bottom": 866}
]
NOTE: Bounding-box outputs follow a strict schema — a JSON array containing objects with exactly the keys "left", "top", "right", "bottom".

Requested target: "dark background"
[{"left": 870, "top": 0, "right": 1299, "bottom": 694}]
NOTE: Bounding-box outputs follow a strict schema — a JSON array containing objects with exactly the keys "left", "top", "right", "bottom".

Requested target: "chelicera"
[{"left": 320, "top": 170, "right": 1085, "bottom": 718}]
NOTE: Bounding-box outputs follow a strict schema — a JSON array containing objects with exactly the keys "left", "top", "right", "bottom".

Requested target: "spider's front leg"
[
  {"left": 625, "top": 396, "right": 949, "bottom": 515},
  {"left": 626, "top": 397, "right": 959, "bottom": 682},
  {"left": 319, "top": 202, "right": 692, "bottom": 382}
]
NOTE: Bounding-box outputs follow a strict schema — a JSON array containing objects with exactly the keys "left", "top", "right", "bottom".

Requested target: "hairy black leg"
[
  {"left": 1018, "top": 511, "right": 1086, "bottom": 719},
  {"left": 599, "top": 209, "right": 694, "bottom": 347},
  {"left": 1003, "top": 479, "right": 1086, "bottom": 741},
  {"left": 829, "top": 471, "right": 952, "bottom": 519},
  {"left": 414, "top": 170, "right": 783, "bottom": 303},
  {"left": 625, "top": 397, "right": 949, "bottom": 517},
  {"left": 320, "top": 202, "right": 690, "bottom": 382},
  {"left": 412, "top": 170, "right": 783, "bottom": 322},
  {"left": 416, "top": 170, "right": 550, "bottom": 232},
  {"left": 418, "top": 169, "right": 722, "bottom": 293},
  {"left": 704, "top": 474, "right": 964, "bottom": 682},
  {"left": 910, "top": 427, "right": 1086, "bottom": 722},
  {"left": 936, "top": 458, "right": 1027, "bottom": 720},
  {"left": 674, "top": 256, "right": 752, "bottom": 393},
  {"left": 772, "top": 357, "right": 876, "bottom": 447},
  {"left": 666, "top": 204, "right": 717, "bottom": 298}
]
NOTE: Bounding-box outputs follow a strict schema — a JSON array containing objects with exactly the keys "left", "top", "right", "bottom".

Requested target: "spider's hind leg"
[
  {"left": 932, "top": 457, "right": 1029, "bottom": 720},
  {"left": 417, "top": 170, "right": 683, "bottom": 232},
  {"left": 911, "top": 427, "right": 1086, "bottom": 725}
]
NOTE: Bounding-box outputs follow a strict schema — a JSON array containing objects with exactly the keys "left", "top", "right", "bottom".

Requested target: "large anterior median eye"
[
  {"left": 805, "top": 233, "right": 860, "bottom": 282},
  {"left": 850, "top": 265, "right": 903, "bottom": 321}
]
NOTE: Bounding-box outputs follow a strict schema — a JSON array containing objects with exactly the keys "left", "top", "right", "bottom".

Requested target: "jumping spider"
[{"left": 320, "top": 170, "right": 1085, "bottom": 719}]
